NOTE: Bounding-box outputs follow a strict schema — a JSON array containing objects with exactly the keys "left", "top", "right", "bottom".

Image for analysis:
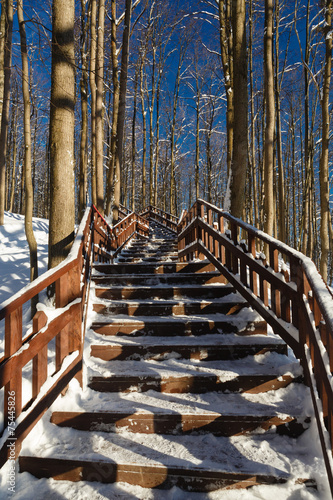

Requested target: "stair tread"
[
  {"left": 92, "top": 296, "right": 246, "bottom": 306},
  {"left": 87, "top": 352, "right": 302, "bottom": 379},
  {"left": 19, "top": 423, "right": 314, "bottom": 481},
  {"left": 50, "top": 384, "right": 310, "bottom": 416},
  {"left": 89, "top": 332, "right": 284, "bottom": 346}
]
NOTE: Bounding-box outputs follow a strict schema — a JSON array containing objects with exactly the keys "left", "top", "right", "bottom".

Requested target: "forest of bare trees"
[{"left": 0, "top": 0, "right": 332, "bottom": 282}]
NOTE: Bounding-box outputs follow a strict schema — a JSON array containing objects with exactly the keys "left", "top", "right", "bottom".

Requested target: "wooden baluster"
[
  {"left": 259, "top": 278, "right": 269, "bottom": 307},
  {"left": 55, "top": 274, "right": 69, "bottom": 372},
  {"left": 194, "top": 204, "right": 199, "bottom": 259},
  {"left": 32, "top": 311, "right": 48, "bottom": 399},
  {"left": 207, "top": 209, "right": 213, "bottom": 252},
  {"left": 290, "top": 256, "right": 300, "bottom": 330},
  {"left": 5, "top": 306, "right": 23, "bottom": 424},
  {"left": 313, "top": 298, "right": 322, "bottom": 329},
  {"left": 218, "top": 214, "right": 225, "bottom": 265},
  {"left": 231, "top": 221, "right": 238, "bottom": 274},
  {"left": 269, "top": 247, "right": 281, "bottom": 317},
  {"left": 213, "top": 222, "right": 219, "bottom": 259},
  {"left": 248, "top": 233, "right": 257, "bottom": 295}
]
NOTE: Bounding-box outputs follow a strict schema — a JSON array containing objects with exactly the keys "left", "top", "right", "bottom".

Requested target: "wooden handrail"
[
  {"left": 0, "top": 205, "right": 147, "bottom": 468},
  {"left": 140, "top": 205, "right": 178, "bottom": 233},
  {"left": 178, "top": 199, "right": 333, "bottom": 495}
]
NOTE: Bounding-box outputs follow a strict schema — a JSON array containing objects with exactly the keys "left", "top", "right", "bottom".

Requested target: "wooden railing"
[
  {"left": 0, "top": 205, "right": 147, "bottom": 468},
  {"left": 93, "top": 208, "right": 149, "bottom": 262},
  {"left": 118, "top": 203, "right": 132, "bottom": 220},
  {"left": 178, "top": 199, "right": 333, "bottom": 493},
  {"left": 140, "top": 205, "right": 178, "bottom": 233}
]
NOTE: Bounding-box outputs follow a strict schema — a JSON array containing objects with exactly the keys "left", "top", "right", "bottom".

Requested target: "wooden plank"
[
  {"left": 50, "top": 410, "right": 297, "bottom": 436},
  {"left": 32, "top": 311, "right": 48, "bottom": 399},
  {"left": 18, "top": 456, "right": 296, "bottom": 490},
  {"left": 88, "top": 373, "right": 296, "bottom": 394},
  {"left": 5, "top": 306, "right": 23, "bottom": 422}
]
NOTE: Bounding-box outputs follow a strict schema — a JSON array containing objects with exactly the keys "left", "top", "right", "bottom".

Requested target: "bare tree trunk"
[
  {"left": 0, "top": 0, "right": 12, "bottom": 226},
  {"left": 8, "top": 96, "right": 17, "bottom": 212},
  {"left": 131, "top": 63, "right": 139, "bottom": 212},
  {"left": 105, "top": 0, "right": 119, "bottom": 216},
  {"left": 18, "top": 0, "right": 38, "bottom": 315},
  {"left": 218, "top": 0, "right": 233, "bottom": 177},
  {"left": 263, "top": 0, "right": 275, "bottom": 237},
  {"left": 319, "top": 0, "right": 332, "bottom": 282},
  {"left": 79, "top": 0, "right": 89, "bottom": 218},
  {"left": 154, "top": 74, "right": 161, "bottom": 207},
  {"left": 95, "top": 0, "right": 105, "bottom": 214},
  {"left": 249, "top": 0, "right": 258, "bottom": 227},
  {"left": 230, "top": 0, "right": 247, "bottom": 218},
  {"left": 170, "top": 44, "right": 186, "bottom": 215},
  {"left": 89, "top": 0, "right": 97, "bottom": 207},
  {"left": 274, "top": 0, "right": 286, "bottom": 243},
  {"left": 149, "top": 47, "right": 156, "bottom": 205},
  {"left": 112, "top": 0, "right": 133, "bottom": 223},
  {"left": 301, "top": 0, "right": 311, "bottom": 255},
  {"left": 140, "top": 51, "right": 147, "bottom": 209},
  {"left": 48, "top": 0, "right": 75, "bottom": 269}
]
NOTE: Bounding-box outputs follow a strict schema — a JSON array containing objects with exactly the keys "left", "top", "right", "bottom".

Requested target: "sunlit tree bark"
[
  {"left": 0, "top": 0, "right": 12, "bottom": 226},
  {"left": 230, "top": 0, "right": 247, "bottom": 218},
  {"left": 263, "top": 0, "right": 275, "bottom": 236},
  {"left": 319, "top": 0, "right": 332, "bottom": 281},
  {"left": 48, "top": 0, "right": 75, "bottom": 269},
  {"left": 17, "top": 0, "right": 38, "bottom": 299}
]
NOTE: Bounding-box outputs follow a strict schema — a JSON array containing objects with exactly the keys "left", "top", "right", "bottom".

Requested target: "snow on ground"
[
  {"left": 0, "top": 212, "right": 49, "bottom": 304},
  {"left": 0, "top": 212, "right": 331, "bottom": 499}
]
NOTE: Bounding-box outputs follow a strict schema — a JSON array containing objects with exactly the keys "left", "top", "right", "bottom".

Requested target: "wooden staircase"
[{"left": 18, "top": 220, "right": 317, "bottom": 494}]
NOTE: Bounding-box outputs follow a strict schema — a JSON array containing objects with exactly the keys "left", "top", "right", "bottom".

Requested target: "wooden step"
[
  {"left": 92, "top": 272, "right": 226, "bottom": 286},
  {"left": 19, "top": 431, "right": 315, "bottom": 491},
  {"left": 90, "top": 318, "right": 267, "bottom": 337},
  {"left": 94, "top": 284, "right": 235, "bottom": 300},
  {"left": 50, "top": 410, "right": 308, "bottom": 437},
  {"left": 93, "top": 261, "right": 217, "bottom": 275},
  {"left": 19, "top": 456, "right": 298, "bottom": 490},
  {"left": 117, "top": 256, "right": 178, "bottom": 263},
  {"left": 92, "top": 299, "right": 248, "bottom": 317},
  {"left": 90, "top": 341, "right": 287, "bottom": 361},
  {"left": 88, "top": 373, "right": 298, "bottom": 394}
]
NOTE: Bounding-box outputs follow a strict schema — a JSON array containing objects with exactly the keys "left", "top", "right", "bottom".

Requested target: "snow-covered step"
[
  {"left": 92, "top": 297, "right": 248, "bottom": 317},
  {"left": 89, "top": 330, "right": 286, "bottom": 361},
  {"left": 94, "top": 283, "right": 235, "bottom": 300},
  {"left": 87, "top": 352, "right": 302, "bottom": 394},
  {"left": 19, "top": 424, "right": 315, "bottom": 490},
  {"left": 90, "top": 315, "right": 267, "bottom": 337},
  {"left": 50, "top": 409, "right": 307, "bottom": 437},
  {"left": 93, "top": 271, "right": 226, "bottom": 286},
  {"left": 93, "top": 260, "right": 216, "bottom": 274}
]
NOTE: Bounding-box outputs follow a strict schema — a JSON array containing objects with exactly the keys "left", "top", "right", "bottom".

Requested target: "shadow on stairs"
[{"left": 18, "top": 222, "right": 323, "bottom": 498}]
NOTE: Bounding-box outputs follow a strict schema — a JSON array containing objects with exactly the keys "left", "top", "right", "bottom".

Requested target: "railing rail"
[
  {"left": 140, "top": 205, "right": 178, "bottom": 233},
  {"left": 178, "top": 198, "right": 333, "bottom": 495},
  {"left": 0, "top": 205, "right": 147, "bottom": 468}
]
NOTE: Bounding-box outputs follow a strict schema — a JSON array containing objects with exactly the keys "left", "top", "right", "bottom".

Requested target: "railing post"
[
  {"left": 32, "top": 311, "right": 48, "bottom": 399},
  {"left": 231, "top": 221, "right": 238, "bottom": 274},
  {"left": 5, "top": 307, "right": 23, "bottom": 424},
  {"left": 248, "top": 232, "right": 257, "bottom": 295},
  {"left": 269, "top": 247, "right": 281, "bottom": 318},
  {"left": 55, "top": 274, "right": 70, "bottom": 372},
  {"left": 194, "top": 203, "right": 199, "bottom": 259},
  {"left": 219, "top": 214, "right": 225, "bottom": 265}
]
